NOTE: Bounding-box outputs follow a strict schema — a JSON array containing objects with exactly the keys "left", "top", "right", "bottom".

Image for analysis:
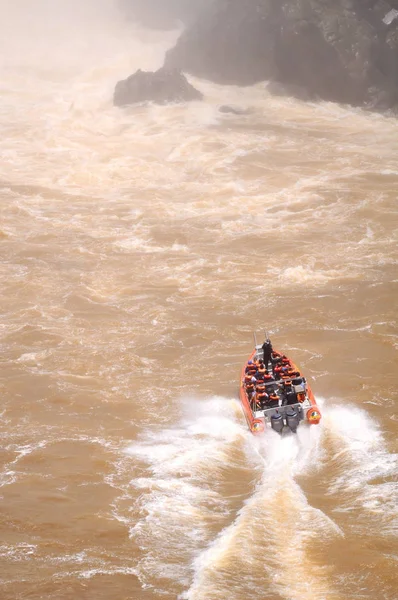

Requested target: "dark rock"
[
  {"left": 219, "top": 105, "right": 252, "bottom": 115},
  {"left": 164, "top": 0, "right": 398, "bottom": 109},
  {"left": 113, "top": 67, "right": 203, "bottom": 106}
]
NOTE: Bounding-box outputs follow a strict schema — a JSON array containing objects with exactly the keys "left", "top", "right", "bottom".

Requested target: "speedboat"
[{"left": 239, "top": 335, "right": 321, "bottom": 434}]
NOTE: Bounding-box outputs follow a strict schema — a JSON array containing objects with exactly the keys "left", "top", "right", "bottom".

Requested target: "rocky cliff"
[{"left": 164, "top": 0, "right": 398, "bottom": 109}]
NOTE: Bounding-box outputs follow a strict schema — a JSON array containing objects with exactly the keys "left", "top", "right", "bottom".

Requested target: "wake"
[{"left": 120, "top": 396, "right": 396, "bottom": 599}]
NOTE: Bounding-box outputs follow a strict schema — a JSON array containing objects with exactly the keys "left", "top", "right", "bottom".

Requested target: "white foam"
[
  {"left": 0, "top": 542, "right": 37, "bottom": 560},
  {"left": 16, "top": 350, "right": 51, "bottom": 363},
  {"left": 114, "top": 237, "right": 189, "bottom": 254},
  {"left": 79, "top": 566, "right": 138, "bottom": 580},
  {"left": 119, "top": 397, "right": 250, "bottom": 587},
  {"left": 183, "top": 424, "right": 341, "bottom": 600},
  {"left": 322, "top": 404, "right": 398, "bottom": 534},
  {"left": 118, "top": 396, "right": 346, "bottom": 599},
  {"left": 0, "top": 470, "right": 18, "bottom": 488}
]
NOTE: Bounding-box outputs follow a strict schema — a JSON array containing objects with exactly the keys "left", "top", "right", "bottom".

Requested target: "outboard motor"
[
  {"left": 286, "top": 407, "right": 300, "bottom": 433},
  {"left": 270, "top": 411, "right": 284, "bottom": 434}
]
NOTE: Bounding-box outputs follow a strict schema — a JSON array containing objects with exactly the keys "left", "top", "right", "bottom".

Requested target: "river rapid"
[{"left": 0, "top": 2, "right": 397, "bottom": 599}]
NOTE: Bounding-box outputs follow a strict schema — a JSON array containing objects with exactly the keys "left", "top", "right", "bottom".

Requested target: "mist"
[
  {"left": 0, "top": 0, "right": 179, "bottom": 82},
  {"left": 118, "top": 0, "right": 214, "bottom": 29}
]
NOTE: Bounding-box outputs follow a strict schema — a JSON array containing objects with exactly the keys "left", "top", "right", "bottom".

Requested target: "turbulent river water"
[{"left": 0, "top": 1, "right": 397, "bottom": 599}]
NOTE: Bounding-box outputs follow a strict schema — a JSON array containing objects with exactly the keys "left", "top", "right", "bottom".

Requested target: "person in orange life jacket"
[
  {"left": 250, "top": 388, "right": 261, "bottom": 409},
  {"left": 245, "top": 380, "right": 255, "bottom": 399},
  {"left": 271, "top": 351, "right": 282, "bottom": 366},
  {"left": 255, "top": 363, "right": 266, "bottom": 380},
  {"left": 266, "top": 390, "right": 279, "bottom": 408},
  {"left": 250, "top": 373, "right": 260, "bottom": 391},
  {"left": 255, "top": 378, "right": 266, "bottom": 395},
  {"left": 263, "top": 370, "right": 274, "bottom": 382},
  {"left": 262, "top": 339, "right": 273, "bottom": 366},
  {"left": 244, "top": 374, "right": 253, "bottom": 386},
  {"left": 256, "top": 361, "right": 266, "bottom": 376},
  {"left": 255, "top": 390, "right": 268, "bottom": 409},
  {"left": 279, "top": 366, "right": 290, "bottom": 379},
  {"left": 287, "top": 367, "right": 298, "bottom": 379},
  {"left": 245, "top": 360, "right": 257, "bottom": 375},
  {"left": 261, "top": 392, "right": 271, "bottom": 409},
  {"left": 245, "top": 371, "right": 257, "bottom": 387},
  {"left": 281, "top": 374, "right": 293, "bottom": 382}
]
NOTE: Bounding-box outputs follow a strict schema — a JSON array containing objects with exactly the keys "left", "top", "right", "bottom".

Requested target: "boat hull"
[{"left": 240, "top": 349, "right": 321, "bottom": 434}]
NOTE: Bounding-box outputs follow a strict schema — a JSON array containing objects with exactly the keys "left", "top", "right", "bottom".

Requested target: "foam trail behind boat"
[
  {"left": 122, "top": 397, "right": 253, "bottom": 592},
  {"left": 323, "top": 404, "right": 398, "bottom": 536},
  {"left": 182, "top": 419, "right": 342, "bottom": 600},
  {"left": 121, "top": 395, "right": 339, "bottom": 599},
  {"left": 119, "top": 397, "right": 397, "bottom": 599}
]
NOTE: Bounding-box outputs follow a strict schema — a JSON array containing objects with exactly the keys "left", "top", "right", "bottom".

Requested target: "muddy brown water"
[{"left": 0, "top": 2, "right": 397, "bottom": 599}]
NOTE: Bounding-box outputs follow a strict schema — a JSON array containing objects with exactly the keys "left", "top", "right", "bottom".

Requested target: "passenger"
[
  {"left": 271, "top": 351, "right": 282, "bottom": 365},
  {"left": 263, "top": 370, "right": 274, "bottom": 382},
  {"left": 250, "top": 395, "right": 257, "bottom": 410},
  {"left": 259, "top": 392, "right": 270, "bottom": 409},
  {"left": 287, "top": 368, "right": 299, "bottom": 378},
  {"left": 246, "top": 381, "right": 255, "bottom": 399},
  {"left": 267, "top": 391, "right": 279, "bottom": 408},
  {"left": 257, "top": 362, "right": 266, "bottom": 376},
  {"left": 255, "top": 367, "right": 265, "bottom": 380},
  {"left": 245, "top": 360, "right": 253, "bottom": 372},
  {"left": 280, "top": 367, "right": 290, "bottom": 379},
  {"left": 245, "top": 360, "right": 257, "bottom": 375},
  {"left": 256, "top": 391, "right": 267, "bottom": 409}
]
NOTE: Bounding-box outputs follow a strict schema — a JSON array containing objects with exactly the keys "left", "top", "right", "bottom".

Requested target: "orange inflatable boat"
[{"left": 240, "top": 335, "right": 321, "bottom": 434}]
